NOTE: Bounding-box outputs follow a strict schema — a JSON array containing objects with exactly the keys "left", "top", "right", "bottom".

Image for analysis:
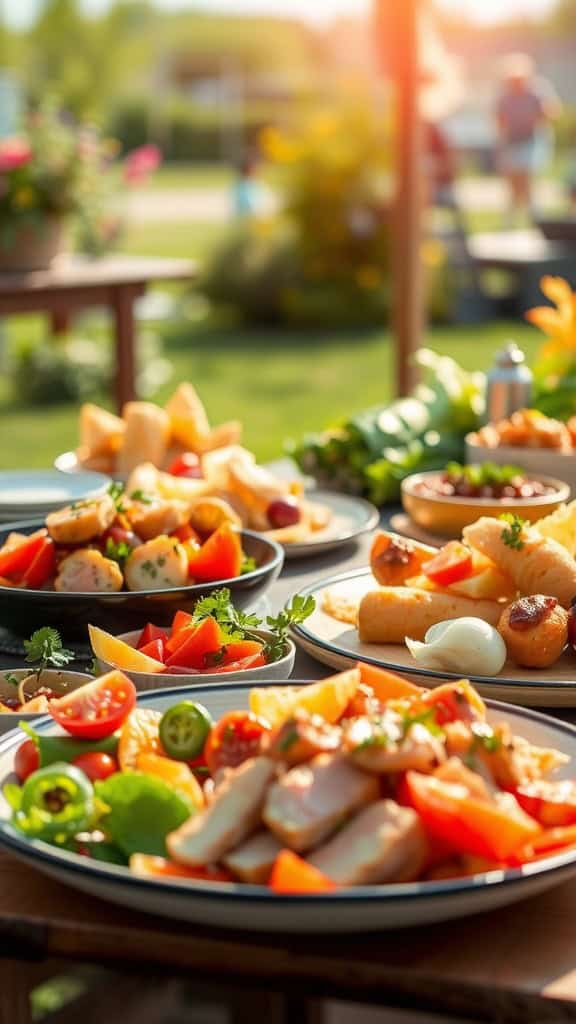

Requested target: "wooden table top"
[{"left": 0, "top": 254, "right": 197, "bottom": 294}]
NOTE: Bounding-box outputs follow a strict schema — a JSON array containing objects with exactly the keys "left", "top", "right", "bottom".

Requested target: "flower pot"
[{"left": 0, "top": 217, "right": 66, "bottom": 272}]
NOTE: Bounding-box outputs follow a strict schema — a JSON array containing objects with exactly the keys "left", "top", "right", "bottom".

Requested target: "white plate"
[
  {"left": 290, "top": 568, "right": 576, "bottom": 707},
  {"left": 281, "top": 492, "right": 379, "bottom": 559},
  {"left": 0, "top": 470, "right": 110, "bottom": 510},
  {"left": 1, "top": 683, "right": 576, "bottom": 932}
]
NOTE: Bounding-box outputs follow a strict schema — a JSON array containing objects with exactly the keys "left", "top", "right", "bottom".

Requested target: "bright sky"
[{"left": 1, "top": 0, "right": 555, "bottom": 30}]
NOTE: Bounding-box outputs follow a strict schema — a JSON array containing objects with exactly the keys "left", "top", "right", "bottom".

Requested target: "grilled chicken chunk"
[
  {"left": 263, "top": 754, "right": 378, "bottom": 853},
  {"left": 126, "top": 498, "right": 190, "bottom": 542},
  {"left": 309, "top": 800, "right": 427, "bottom": 885},
  {"left": 46, "top": 494, "right": 116, "bottom": 545},
  {"left": 123, "top": 536, "right": 189, "bottom": 591},
  {"left": 54, "top": 549, "right": 123, "bottom": 593},
  {"left": 223, "top": 830, "right": 283, "bottom": 884},
  {"left": 266, "top": 710, "right": 342, "bottom": 767},
  {"left": 167, "top": 757, "right": 276, "bottom": 867},
  {"left": 344, "top": 714, "right": 446, "bottom": 775}
]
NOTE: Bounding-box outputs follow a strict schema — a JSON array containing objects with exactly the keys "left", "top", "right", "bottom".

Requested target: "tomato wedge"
[
  {"left": 422, "top": 541, "right": 473, "bottom": 587},
  {"left": 218, "top": 640, "right": 264, "bottom": 665},
  {"left": 49, "top": 671, "right": 137, "bottom": 739},
  {"left": 167, "top": 452, "right": 202, "bottom": 479},
  {"left": 172, "top": 522, "right": 201, "bottom": 544},
  {"left": 513, "top": 780, "right": 576, "bottom": 828},
  {"left": 421, "top": 680, "right": 486, "bottom": 725},
  {"left": 204, "top": 710, "right": 270, "bottom": 776},
  {"left": 0, "top": 530, "right": 49, "bottom": 580},
  {"left": 21, "top": 537, "right": 56, "bottom": 589},
  {"left": 165, "top": 616, "right": 222, "bottom": 669},
  {"left": 269, "top": 851, "right": 336, "bottom": 894},
  {"left": 405, "top": 771, "right": 540, "bottom": 861},
  {"left": 137, "top": 623, "right": 168, "bottom": 650},
  {"left": 209, "top": 653, "right": 267, "bottom": 674},
  {"left": 139, "top": 638, "right": 166, "bottom": 662},
  {"left": 509, "top": 825, "right": 576, "bottom": 865},
  {"left": 187, "top": 523, "right": 242, "bottom": 582}
]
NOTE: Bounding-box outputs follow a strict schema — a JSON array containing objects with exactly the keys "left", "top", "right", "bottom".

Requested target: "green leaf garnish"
[
  {"left": 129, "top": 490, "right": 153, "bottom": 504},
  {"left": 23, "top": 628, "right": 74, "bottom": 681},
  {"left": 107, "top": 480, "right": 126, "bottom": 513},
  {"left": 105, "top": 537, "right": 131, "bottom": 566},
  {"left": 240, "top": 555, "right": 257, "bottom": 575},
  {"left": 94, "top": 772, "right": 192, "bottom": 858},
  {"left": 499, "top": 513, "right": 527, "bottom": 551},
  {"left": 190, "top": 588, "right": 315, "bottom": 662}
]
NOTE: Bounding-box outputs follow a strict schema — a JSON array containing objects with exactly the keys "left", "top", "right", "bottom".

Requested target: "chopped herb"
[
  {"left": 157, "top": 556, "right": 166, "bottom": 568},
  {"left": 3, "top": 672, "right": 20, "bottom": 687},
  {"left": 464, "top": 722, "right": 502, "bottom": 767},
  {"left": 264, "top": 595, "right": 316, "bottom": 662},
  {"left": 105, "top": 537, "right": 131, "bottom": 567},
  {"left": 400, "top": 707, "right": 443, "bottom": 740},
  {"left": 107, "top": 481, "right": 126, "bottom": 513},
  {"left": 279, "top": 728, "right": 300, "bottom": 752},
  {"left": 141, "top": 560, "right": 157, "bottom": 579},
  {"left": 190, "top": 587, "right": 315, "bottom": 662},
  {"left": 87, "top": 657, "right": 100, "bottom": 676},
  {"left": 130, "top": 490, "right": 153, "bottom": 504},
  {"left": 23, "top": 628, "right": 74, "bottom": 683},
  {"left": 240, "top": 555, "right": 257, "bottom": 575},
  {"left": 500, "top": 513, "right": 527, "bottom": 551},
  {"left": 204, "top": 647, "right": 226, "bottom": 668}
]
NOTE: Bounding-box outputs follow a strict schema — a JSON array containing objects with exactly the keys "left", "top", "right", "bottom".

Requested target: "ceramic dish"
[
  {"left": 289, "top": 568, "right": 576, "bottom": 707},
  {"left": 280, "top": 492, "right": 379, "bottom": 559},
  {"left": 0, "top": 521, "right": 284, "bottom": 639},
  {"left": 1, "top": 684, "right": 576, "bottom": 932},
  {"left": 465, "top": 434, "right": 576, "bottom": 497},
  {"left": 95, "top": 628, "right": 295, "bottom": 689},
  {"left": 0, "top": 669, "right": 93, "bottom": 735},
  {"left": 55, "top": 451, "right": 128, "bottom": 482},
  {"left": 0, "top": 469, "right": 111, "bottom": 523},
  {"left": 401, "top": 471, "right": 570, "bottom": 539}
]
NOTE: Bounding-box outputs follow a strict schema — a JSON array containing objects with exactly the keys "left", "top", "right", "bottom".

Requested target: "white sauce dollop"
[{"left": 405, "top": 617, "right": 507, "bottom": 676}]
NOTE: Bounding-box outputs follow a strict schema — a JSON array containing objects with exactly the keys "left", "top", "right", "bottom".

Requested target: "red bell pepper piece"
[
  {"left": 187, "top": 523, "right": 242, "bottom": 583},
  {"left": 20, "top": 537, "right": 56, "bottom": 589}
]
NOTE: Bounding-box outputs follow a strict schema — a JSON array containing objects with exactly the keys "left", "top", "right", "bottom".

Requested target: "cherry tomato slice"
[
  {"left": 21, "top": 537, "right": 56, "bottom": 589},
  {"left": 168, "top": 453, "right": 202, "bottom": 478},
  {"left": 14, "top": 738, "right": 40, "bottom": 782},
  {"left": 422, "top": 541, "right": 473, "bottom": 587},
  {"left": 49, "top": 671, "right": 137, "bottom": 739},
  {"left": 73, "top": 751, "right": 118, "bottom": 781},
  {"left": 204, "top": 710, "right": 270, "bottom": 776}
]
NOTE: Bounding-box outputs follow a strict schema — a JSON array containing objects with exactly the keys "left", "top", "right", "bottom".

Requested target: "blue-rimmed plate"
[
  {"left": 290, "top": 568, "right": 576, "bottom": 707},
  {"left": 1, "top": 683, "right": 576, "bottom": 932}
]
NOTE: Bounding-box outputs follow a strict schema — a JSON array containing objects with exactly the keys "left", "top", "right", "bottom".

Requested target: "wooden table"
[
  {"left": 0, "top": 255, "right": 196, "bottom": 411},
  {"left": 3, "top": 525, "right": 576, "bottom": 1022}
]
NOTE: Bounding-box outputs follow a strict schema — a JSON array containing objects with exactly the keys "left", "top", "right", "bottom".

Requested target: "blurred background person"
[{"left": 496, "top": 53, "right": 560, "bottom": 226}]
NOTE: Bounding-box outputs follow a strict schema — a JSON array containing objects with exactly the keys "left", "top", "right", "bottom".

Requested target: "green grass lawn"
[{"left": 144, "top": 162, "right": 234, "bottom": 191}]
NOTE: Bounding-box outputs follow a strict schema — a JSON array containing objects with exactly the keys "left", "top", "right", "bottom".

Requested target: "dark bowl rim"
[{"left": 0, "top": 521, "right": 284, "bottom": 599}]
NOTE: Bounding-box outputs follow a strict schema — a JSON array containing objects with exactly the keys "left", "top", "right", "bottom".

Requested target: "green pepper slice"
[
  {"left": 12, "top": 763, "right": 95, "bottom": 844},
  {"left": 20, "top": 721, "right": 119, "bottom": 767},
  {"left": 159, "top": 701, "right": 213, "bottom": 761}
]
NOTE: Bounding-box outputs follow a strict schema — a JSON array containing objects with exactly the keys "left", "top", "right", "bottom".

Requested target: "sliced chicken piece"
[
  {"left": 223, "top": 830, "right": 283, "bottom": 884},
  {"left": 167, "top": 756, "right": 276, "bottom": 867},
  {"left": 344, "top": 714, "right": 446, "bottom": 775},
  {"left": 123, "top": 536, "right": 188, "bottom": 591},
  {"left": 54, "top": 549, "right": 124, "bottom": 593},
  {"left": 266, "top": 710, "right": 342, "bottom": 767},
  {"left": 309, "top": 800, "right": 427, "bottom": 885},
  {"left": 46, "top": 494, "right": 116, "bottom": 545},
  {"left": 126, "top": 497, "right": 190, "bottom": 541},
  {"left": 477, "top": 721, "right": 569, "bottom": 789},
  {"left": 263, "top": 754, "right": 378, "bottom": 853}
]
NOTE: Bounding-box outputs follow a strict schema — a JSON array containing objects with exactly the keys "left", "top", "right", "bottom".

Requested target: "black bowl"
[{"left": 0, "top": 521, "right": 284, "bottom": 639}]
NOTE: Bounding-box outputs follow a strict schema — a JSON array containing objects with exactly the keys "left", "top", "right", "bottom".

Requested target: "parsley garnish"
[
  {"left": 105, "top": 537, "right": 131, "bottom": 566},
  {"left": 400, "top": 707, "right": 443, "bottom": 739},
  {"left": 107, "top": 480, "right": 126, "bottom": 513},
  {"left": 500, "top": 513, "right": 527, "bottom": 551},
  {"left": 464, "top": 722, "right": 502, "bottom": 768},
  {"left": 3, "top": 672, "right": 20, "bottom": 687},
  {"left": 240, "top": 555, "right": 257, "bottom": 575},
  {"left": 190, "top": 588, "right": 315, "bottom": 662},
  {"left": 130, "top": 490, "right": 153, "bottom": 504},
  {"left": 279, "top": 727, "right": 300, "bottom": 752},
  {"left": 24, "top": 628, "right": 74, "bottom": 682},
  {"left": 264, "top": 595, "right": 316, "bottom": 662}
]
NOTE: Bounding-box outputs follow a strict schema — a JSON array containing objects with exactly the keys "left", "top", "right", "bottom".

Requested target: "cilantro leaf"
[
  {"left": 23, "top": 628, "right": 75, "bottom": 679},
  {"left": 500, "top": 513, "right": 527, "bottom": 551},
  {"left": 105, "top": 537, "right": 131, "bottom": 566},
  {"left": 129, "top": 490, "right": 153, "bottom": 504},
  {"left": 107, "top": 480, "right": 126, "bottom": 513}
]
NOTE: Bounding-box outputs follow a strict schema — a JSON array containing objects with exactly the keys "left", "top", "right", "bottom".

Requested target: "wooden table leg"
[
  {"left": 111, "top": 285, "right": 138, "bottom": 412},
  {"left": 0, "top": 960, "right": 33, "bottom": 1024}
]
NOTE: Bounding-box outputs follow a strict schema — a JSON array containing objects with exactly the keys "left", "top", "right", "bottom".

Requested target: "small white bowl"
[
  {"left": 94, "top": 629, "right": 296, "bottom": 691},
  {"left": 466, "top": 433, "right": 576, "bottom": 497},
  {"left": 0, "top": 668, "right": 94, "bottom": 735}
]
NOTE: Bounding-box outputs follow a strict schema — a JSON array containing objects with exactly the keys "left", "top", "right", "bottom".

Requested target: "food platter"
[
  {"left": 281, "top": 491, "right": 379, "bottom": 559},
  {"left": 290, "top": 568, "right": 576, "bottom": 706},
  {"left": 2, "top": 682, "right": 576, "bottom": 932}
]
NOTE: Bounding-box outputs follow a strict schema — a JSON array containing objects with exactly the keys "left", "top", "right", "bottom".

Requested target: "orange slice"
[
  {"left": 249, "top": 669, "right": 360, "bottom": 727},
  {"left": 137, "top": 752, "right": 204, "bottom": 810},
  {"left": 118, "top": 708, "right": 163, "bottom": 770},
  {"left": 89, "top": 624, "right": 165, "bottom": 674}
]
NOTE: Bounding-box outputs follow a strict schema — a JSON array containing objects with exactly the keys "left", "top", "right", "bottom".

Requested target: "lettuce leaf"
[{"left": 95, "top": 772, "right": 192, "bottom": 858}]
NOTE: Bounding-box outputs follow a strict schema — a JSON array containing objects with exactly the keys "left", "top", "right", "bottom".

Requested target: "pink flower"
[
  {"left": 0, "top": 138, "right": 32, "bottom": 173},
  {"left": 123, "top": 144, "right": 162, "bottom": 185}
]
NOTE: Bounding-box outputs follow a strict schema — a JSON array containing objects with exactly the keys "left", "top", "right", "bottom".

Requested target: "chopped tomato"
[
  {"left": 422, "top": 680, "right": 486, "bottom": 725},
  {"left": 172, "top": 523, "right": 201, "bottom": 545},
  {"left": 422, "top": 542, "right": 473, "bottom": 587},
  {"left": 139, "top": 638, "right": 166, "bottom": 662},
  {"left": 130, "top": 853, "right": 231, "bottom": 882},
  {"left": 405, "top": 771, "right": 540, "bottom": 861},
  {"left": 209, "top": 653, "right": 267, "bottom": 674},
  {"left": 186, "top": 523, "right": 242, "bottom": 583},
  {"left": 73, "top": 751, "right": 118, "bottom": 781},
  {"left": 165, "top": 610, "right": 195, "bottom": 654},
  {"left": 513, "top": 780, "right": 576, "bottom": 828},
  {"left": 358, "top": 663, "right": 424, "bottom": 702},
  {"left": 49, "top": 671, "right": 137, "bottom": 740},
  {"left": 162, "top": 665, "right": 201, "bottom": 675},
  {"left": 14, "top": 739, "right": 40, "bottom": 782},
  {"left": 165, "top": 616, "right": 222, "bottom": 669},
  {"left": 167, "top": 452, "right": 202, "bottom": 479},
  {"left": 509, "top": 825, "right": 576, "bottom": 865},
  {"left": 204, "top": 710, "right": 270, "bottom": 776},
  {"left": 0, "top": 530, "right": 48, "bottom": 579},
  {"left": 269, "top": 850, "right": 336, "bottom": 894},
  {"left": 137, "top": 623, "right": 168, "bottom": 650},
  {"left": 218, "top": 640, "right": 264, "bottom": 665},
  {"left": 20, "top": 537, "right": 56, "bottom": 588}
]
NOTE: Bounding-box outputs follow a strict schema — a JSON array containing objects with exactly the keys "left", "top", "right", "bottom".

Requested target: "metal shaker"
[{"left": 484, "top": 343, "right": 533, "bottom": 423}]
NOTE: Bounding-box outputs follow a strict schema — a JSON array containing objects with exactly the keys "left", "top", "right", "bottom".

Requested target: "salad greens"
[
  {"left": 289, "top": 348, "right": 485, "bottom": 504},
  {"left": 95, "top": 772, "right": 192, "bottom": 857}
]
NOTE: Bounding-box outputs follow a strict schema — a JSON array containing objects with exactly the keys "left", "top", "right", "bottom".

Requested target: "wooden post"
[{"left": 376, "top": 0, "right": 423, "bottom": 396}]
